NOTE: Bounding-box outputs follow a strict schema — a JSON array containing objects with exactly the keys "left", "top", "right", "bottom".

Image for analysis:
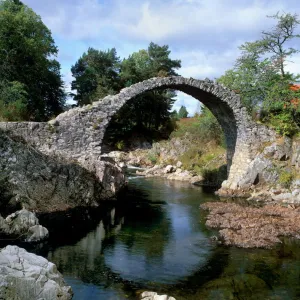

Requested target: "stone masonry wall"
[{"left": 0, "top": 76, "right": 278, "bottom": 193}]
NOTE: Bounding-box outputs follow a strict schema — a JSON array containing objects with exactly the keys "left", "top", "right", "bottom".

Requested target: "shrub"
[
  {"left": 147, "top": 152, "right": 158, "bottom": 164},
  {"left": 264, "top": 111, "right": 298, "bottom": 137},
  {"left": 0, "top": 81, "right": 28, "bottom": 121},
  {"left": 115, "top": 140, "right": 125, "bottom": 150},
  {"left": 279, "top": 170, "right": 293, "bottom": 188}
]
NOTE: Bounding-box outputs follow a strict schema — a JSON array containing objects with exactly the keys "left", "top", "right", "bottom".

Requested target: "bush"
[
  {"left": 115, "top": 140, "right": 125, "bottom": 150},
  {"left": 279, "top": 170, "right": 293, "bottom": 188},
  {"left": 264, "top": 111, "right": 298, "bottom": 137},
  {"left": 171, "top": 107, "right": 224, "bottom": 146},
  {"left": 147, "top": 152, "right": 158, "bottom": 164},
  {"left": 0, "top": 81, "right": 28, "bottom": 121}
]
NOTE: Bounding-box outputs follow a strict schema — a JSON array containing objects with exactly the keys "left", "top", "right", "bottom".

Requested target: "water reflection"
[
  {"left": 30, "top": 178, "right": 217, "bottom": 299},
  {"left": 13, "top": 177, "right": 300, "bottom": 300}
]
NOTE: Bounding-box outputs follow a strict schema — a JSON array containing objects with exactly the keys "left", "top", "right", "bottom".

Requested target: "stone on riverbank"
[
  {"left": 0, "top": 245, "right": 72, "bottom": 300},
  {"left": 0, "top": 209, "right": 48, "bottom": 242},
  {"left": 140, "top": 291, "right": 176, "bottom": 300}
]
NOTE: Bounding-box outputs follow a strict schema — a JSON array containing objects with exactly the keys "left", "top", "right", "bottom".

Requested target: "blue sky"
[{"left": 22, "top": 0, "right": 300, "bottom": 115}]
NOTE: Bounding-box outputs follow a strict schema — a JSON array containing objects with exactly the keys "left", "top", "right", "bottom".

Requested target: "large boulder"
[{"left": 0, "top": 245, "right": 72, "bottom": 300}]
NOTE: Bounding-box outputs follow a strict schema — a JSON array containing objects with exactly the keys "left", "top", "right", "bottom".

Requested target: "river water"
[{"left": 12, "top": 176, "right": 300, "bottom": 299}]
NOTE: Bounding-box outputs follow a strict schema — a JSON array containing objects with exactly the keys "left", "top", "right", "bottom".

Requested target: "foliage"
[
  {"left": 171, "top": 107, "right": 224, "bottom": 145},
  {"left": 115, "top": 140, "right": 124, "bottom": 151},
  {"left": 201, "top": 165, "right": 227, "bottom": 187},
  {"left": 112, "top": 43, "right": 181, "bottom": 132},
  {"left": 0, "top": 0, "right": 65, "bottom": 120},
  {"left": 169, "top": 110, "right": 226, "bottom": 185},
  {"left": 278, "top": 169, "right": 294, "bottom": 188},
  {"left": 170, "top": 109, "right": 179, "bottom": 120},
  {"left": 218, "top": 12, "right": 300, "bottom": 135},
  {"left": 178, "top": 105, "right": 188, "bottom": 118},
  {"left": 0, "top": 80, "right": 28, "bottom": 121},
  {"left": 71, "top": 48, "right": 120, "bottom": 106},
  {"left": 147, "top": 152, "right": 158, "bottom": 164}
]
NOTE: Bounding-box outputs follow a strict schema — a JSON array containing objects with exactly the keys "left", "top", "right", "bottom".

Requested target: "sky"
[{"left": 22, "top": 0, "right": 300, "bottom": 115}]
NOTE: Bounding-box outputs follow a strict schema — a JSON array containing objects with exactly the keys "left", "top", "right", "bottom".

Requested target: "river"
[{"left": 9, "top": 176, "right": 300, "bottom": 299}]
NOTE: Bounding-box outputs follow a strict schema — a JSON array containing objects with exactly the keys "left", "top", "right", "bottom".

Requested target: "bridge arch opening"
[
  {"left": 100, "top": 77, "right": 249, "bottom": 174},
  {"left": 103, "top": 84, "right": 234, "bottom": 170},
  {"left": 55, "top": 76, "right": 256, "bottom": 191}
]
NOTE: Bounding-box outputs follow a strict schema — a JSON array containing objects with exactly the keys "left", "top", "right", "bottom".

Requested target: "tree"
[
  {"left": 71, "top": 48, "right": 120, "bottom": 106},
  {"left": 178, "top": 106, "right": 188, "bottom": 118},
  {"left": 170, "top": 109, "right": 179, "bottom": 120},
  {"left": 257, "top": 12, "right": 300, "bottom": 77},
  {"left": 116, "top": 43, "right": 181, "bottom": 131},
  {"left": 0, "top": 81, "right": 27, "bottom": 121},
  {"left": 218, "top": 12, "right": 300, "bottom": 135},
  {"left": 0, "top": 0, "right": 65, "bottom": 120}
]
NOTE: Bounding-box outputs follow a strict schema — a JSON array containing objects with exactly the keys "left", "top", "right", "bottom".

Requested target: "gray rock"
[
  {"left": 272, "top": 192, "right": 293, "bottom": 201},
  {"left": 0, "top": 209, "right": 48, "bottom": 242},
  {"left": 291, "top": 139, "right": 300, "bottom": 168},
  {"left": 191, "top": 175, "right": 204, "bottom": 184},
  {"left": 164, "top": 165, "right": 176, "bottom": 174},
  {"left": 0, "top": 245, "right": 72, "bottom": 300},
  {"left": 176, "top": 161, "right": 183, "bottom": 168},
  {"left": 5, "top": 209, "right": 38, "bottom": 233},
  {"left": 48, "top": 119, "right": 59, "bottom": 126},
  {"left": 263, "top": 137, "right": 292, "bottom": 161},
  {"left": 236, "top": 155, "right": 275, "bottom": 188},
  {"left": 25, "top": 225, "right": 49, "bottom": 242},
  {"left": 141, "top": 291, "right": 176, "bottom": 300}
]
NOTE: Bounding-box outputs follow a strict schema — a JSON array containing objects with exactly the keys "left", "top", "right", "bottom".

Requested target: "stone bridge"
[{"left": 0, "top": 76, "right": 276, "bottom": 193}]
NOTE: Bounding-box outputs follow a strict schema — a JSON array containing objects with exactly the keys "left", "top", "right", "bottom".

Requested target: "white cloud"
[
  {"left": 175, "top": 48, "right": 240, "bottom": 79},
  {"left": 21, "top": 0, "right": 300, "bottom": 107},
  {"left": 23, "top": 0, "right": 294, "bottom": 46},
  {"left": 173, "top": 92, "right": 199, "bottom": 117}
]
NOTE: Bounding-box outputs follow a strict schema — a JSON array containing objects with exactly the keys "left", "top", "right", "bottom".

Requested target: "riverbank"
[
  {"left": 104, "top": 129, "right": 300, "bottom": 204},
  {"left": 201, "top": 201, "right": 300, "bottom": 249}
]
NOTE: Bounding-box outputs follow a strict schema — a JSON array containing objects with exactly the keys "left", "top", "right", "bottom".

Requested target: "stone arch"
[{"left": 52, "top": 76, "right": 274, "bottom": 192}]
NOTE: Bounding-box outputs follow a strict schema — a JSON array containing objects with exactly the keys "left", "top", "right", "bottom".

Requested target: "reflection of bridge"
[
  {"left": 0, "top": 77, "right": 276, "bottom": 192},
  {"left": 39, "top": 195, "right": 229, "bottom": 299}
]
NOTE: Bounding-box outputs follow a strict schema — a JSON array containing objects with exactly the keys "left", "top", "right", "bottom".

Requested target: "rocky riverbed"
[{"left": 102, "top": 150, "right": 209, "bottom": 186}]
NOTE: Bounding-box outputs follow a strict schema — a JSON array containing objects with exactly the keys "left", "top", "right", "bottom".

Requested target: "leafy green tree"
[
  {"left": 257, "top": 12, "right": 300, "bottom": 77},
  {"left": 178, "top": 105, "right": 188, "bottom": 118},
  {"left": 170, "top": 109, "right": 179, "bottom": 120},
  {"left": 116, "top": 43, "right": 181, "bottom": 131},
  {"left": 71, "top": 48, "right": 120, "bottom": 106},
  {"left": 218, "top": 12, "right": 300, "bottom": 135},
  {"left": 0, "top": 0, "right": 65, "bottom": 120},
  {"left": 0, "top": 80, "right": 28, "bottom": 121}
]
